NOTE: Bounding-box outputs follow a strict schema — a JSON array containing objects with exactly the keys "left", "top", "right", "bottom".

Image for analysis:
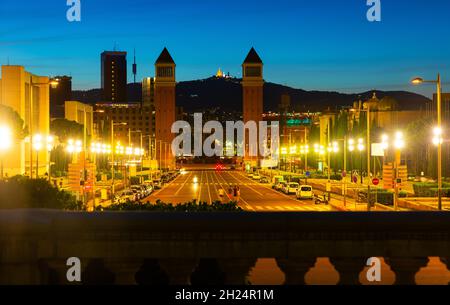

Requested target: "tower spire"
[{"left": 132, "top": 48, "right": 137, "bottom": 83}]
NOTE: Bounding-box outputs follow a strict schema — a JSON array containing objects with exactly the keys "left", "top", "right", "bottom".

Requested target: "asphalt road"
[{"left": 144, "top": 170, "right": 332, "bottom": 212}]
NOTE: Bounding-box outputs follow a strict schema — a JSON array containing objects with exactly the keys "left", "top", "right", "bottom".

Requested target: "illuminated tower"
[
  {"left": 154, "top": 48, "right": 176, "bottom": 169},
  {"left": 242, "top": 47, "right": 264, "bottom": 165}
]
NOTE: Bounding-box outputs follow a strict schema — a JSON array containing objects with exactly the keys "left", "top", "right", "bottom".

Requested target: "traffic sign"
[
  {"left": 352, "top": 176, "right": 358, "bottom": 183},
  {"left": 342, "top": 171, "right": 347, "bottom": 178},
  {"left": 305, "top": 171, "right": 311, "bottom": 177},
  {"left": 372, "top": 178, "right": 380, "bottom": 186}
]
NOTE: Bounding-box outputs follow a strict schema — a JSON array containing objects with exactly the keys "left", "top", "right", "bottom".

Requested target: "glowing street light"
[
  {"left": 0, "top": 126, "right": 12, "bottom": 179},
  {"left": 381, "top": 134, "right": 389, "bottom": 150},
  {"left": 394, "top": 131, "right": 405, "bottom": 149},
  {"left": 433, "top": 127, "right": 443, "bottom": 146},
  {"left": 67, "top": 139, "right": 82, "bottom": 154}
]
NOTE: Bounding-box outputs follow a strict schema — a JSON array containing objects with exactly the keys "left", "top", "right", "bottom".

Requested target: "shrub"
[
  {"left": 0, "top": 176, "right": 81, "bottom": 210},
  {"left": 413, "top": 182, "right": 450, "bottom": 197}
]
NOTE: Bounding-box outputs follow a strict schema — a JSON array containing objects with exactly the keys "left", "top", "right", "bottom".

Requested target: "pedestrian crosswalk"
[{"left": 252, "top": 205, "right": 331, "bottom": 212}]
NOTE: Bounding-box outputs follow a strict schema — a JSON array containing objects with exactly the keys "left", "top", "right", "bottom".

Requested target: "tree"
[
  {"left": 0, "top": 104, "right": 28, "bottom": 140},
  {"left": 50, "top": 119, "right": 84, "bottom": 175},
  {"left": 50, "top": 118, "right": 83, "bottom": 143}
]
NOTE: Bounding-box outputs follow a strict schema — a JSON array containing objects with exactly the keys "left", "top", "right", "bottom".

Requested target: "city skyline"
[{"left": 0, "top": 0, "right": 449, "bottom": 98}]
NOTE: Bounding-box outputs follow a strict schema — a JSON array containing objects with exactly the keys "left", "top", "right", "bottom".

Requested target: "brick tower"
[
  {"left": 242, "top": 47, "right": 264, "bottom": 166},
  {"left": 154, "top": 48, "right": 176, "bottom": 170}
]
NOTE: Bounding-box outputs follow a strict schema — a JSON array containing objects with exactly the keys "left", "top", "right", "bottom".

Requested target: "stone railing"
[{"left": 0, "top": 210, "right": 449, "bottom": 285}]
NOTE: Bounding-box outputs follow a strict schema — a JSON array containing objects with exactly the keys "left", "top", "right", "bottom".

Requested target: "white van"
[{"left": 296, "top": 185, "right": 313, "bottom": 200}]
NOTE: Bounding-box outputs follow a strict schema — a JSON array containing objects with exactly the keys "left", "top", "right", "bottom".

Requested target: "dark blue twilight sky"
[{"left": 0, "top": 0, "right": 449, "bottom": 97}]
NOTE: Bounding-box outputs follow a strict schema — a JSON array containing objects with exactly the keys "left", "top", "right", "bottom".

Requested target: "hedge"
[
  {"left": 413, "top": 182, "right": 450, "bottom": 197},
  {"left": 98, "top": 200, "right": 243, "bottom": 212}
]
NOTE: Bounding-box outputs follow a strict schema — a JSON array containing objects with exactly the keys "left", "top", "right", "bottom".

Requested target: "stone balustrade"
[{"left": 0, "top": 210, "right": 449, "bottom": 285}]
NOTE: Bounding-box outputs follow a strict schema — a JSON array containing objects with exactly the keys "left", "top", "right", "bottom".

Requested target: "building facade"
[
  {"left": 64, "top": 101, "right": 94, "bottom": 139},
  {"left": 101, "top": 51, "right": 127, "bottom": 103},
  {"left": 0, "top": 65, "right": 50, "bottom": 177},
  {"left": 93, "top": 102, "right": 153, "bottom": 157}
]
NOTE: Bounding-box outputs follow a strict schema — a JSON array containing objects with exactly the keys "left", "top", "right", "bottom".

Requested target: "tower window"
[
  {"left": 157, "top": 67, "right": 173, "bottom": 77},
  {"left": 245, "top": 66, "right": 261, "bottom": 77}
]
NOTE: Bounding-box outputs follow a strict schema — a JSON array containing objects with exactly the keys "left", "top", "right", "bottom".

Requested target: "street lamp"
[
  {"left": 0, "top": 126, "right": 12, "bottom": 179},
  {"left": 28, "top": 77, "right": 59, "bottom": 179},
  {"left": 33, "top": 134, "right": 44, "bottom": 178},
  {"left": 412, "top": 74, "right": 443, "bottom": 210},
  {"left": 357, "top": 138, "right": 365, "bottom": 184},
  {"left": 392, "top": 131, "right": 405, "bottom": 211},
  {"left": 110, "top": 121, "right": 127, "bottom": 199}
]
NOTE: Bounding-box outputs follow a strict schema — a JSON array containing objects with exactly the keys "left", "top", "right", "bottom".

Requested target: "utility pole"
[{"left": 367, "top": 103, "right": 371, "bottom": 211}]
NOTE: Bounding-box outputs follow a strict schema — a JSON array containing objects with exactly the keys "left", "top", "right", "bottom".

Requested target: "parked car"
[
  {"left": 296, "top": 185, "right": 314, "bottom": 200},
  {"left": 284, "top": 182, "right": 299, "bottom": 194},
  {"left": 259, "top": 177, "right": 269, "bottom": 184},
  {"left": 144, "top": 184, "right": 153, "bottom": 195},
  {"left": 130, "top": 185, "right": 144, "bottom": 200},
  {"left": 247, "top": 172, "right": 254, "bottom": 178},
  {"left": 252, "top": 174, "right": 261, "bottom": 180},
  {"left": 116, "top": 190, "right": 136, "bottom": 203},
  {"left": 153, "top": 179, "right": 162, "bottom": 189}
]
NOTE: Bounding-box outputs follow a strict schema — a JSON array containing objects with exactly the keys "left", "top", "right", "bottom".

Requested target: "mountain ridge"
[{"left": 72, "top": 77, "right": 430, "bottom": 112}]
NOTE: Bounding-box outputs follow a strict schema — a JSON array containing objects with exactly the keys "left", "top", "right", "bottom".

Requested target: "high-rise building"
[
  {"left": 142, "top": 77, "right": 155, "bottom": 138},
  {"left": 0, "top": 65, "right": 51, "bottom": 177},
  {"left": 154, "top": 48, "right": 176, "bottom": 169},
  {"left": 50, "top": 75, "right": 72, "bottom": 118},
  {"left": 101, "top": 51, "right": 127, "bottom": 103},
  {"left": 242, "top": 47, "right": 264, "bottom": 165}
]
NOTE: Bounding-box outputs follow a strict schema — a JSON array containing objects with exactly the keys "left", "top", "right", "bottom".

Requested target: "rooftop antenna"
[
  {"left": 132, "top": 48, "right": 137, "bottom": 84},
  {"left": 113, "top": 42, "right": 117, "bottom": 51}
]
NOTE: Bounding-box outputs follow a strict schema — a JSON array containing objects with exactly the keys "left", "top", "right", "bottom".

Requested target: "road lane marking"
[
  {"left": 197, "top": 170, "right": 204, "bottom": 202},
  {"left": 174, "top": 172, "right": 193, "bottom": 196},
  {"left": 206, "top": 171, "right": 212, "bottom": 204}
]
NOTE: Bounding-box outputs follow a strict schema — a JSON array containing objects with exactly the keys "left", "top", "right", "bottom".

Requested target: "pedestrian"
[
  {"left": 218, "top": 188, "right": 225, "bottom": 203},
  {"left": 228, "top": 186, "right": 233, "bottom": 200}
]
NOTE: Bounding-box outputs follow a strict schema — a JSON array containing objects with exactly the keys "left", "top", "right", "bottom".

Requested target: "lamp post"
[
  {"left": 393, "top": 131, "right": 405, "bottom": 211},
  {"left": 412, "top": 75, "right": 443, "bottom": 210},
  {"left": 110, "top": 121, "right": 127, "bottom": 199},
  {"left": 0, "top": 126, "right": 12, "bottom": 179},
  {"left": 313, "top": 144, "right": 325, "bottom": 172},
  {"left": 28, "top": 77, "right": 59, "bottom": 179},
  {"left": 46, "top": 135, "right": 54, "bottom": 183},
  {"left": 348, "top": 138, "right": 355, "bottom": 180},
  {"left": 357, "top": 138, "right": 365, "bottom": 184},
  {"left": 33, "top": 134, "right": 43, "bottom": 178},
  {"left": 130, "top": 130, "right": 143, "bottom": 181},
  {"left": 300, "top": 145, "right": 309, "bottom": 184},
  {"left": 289, "top": 145, "right": 297, "bottom": 173}
]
